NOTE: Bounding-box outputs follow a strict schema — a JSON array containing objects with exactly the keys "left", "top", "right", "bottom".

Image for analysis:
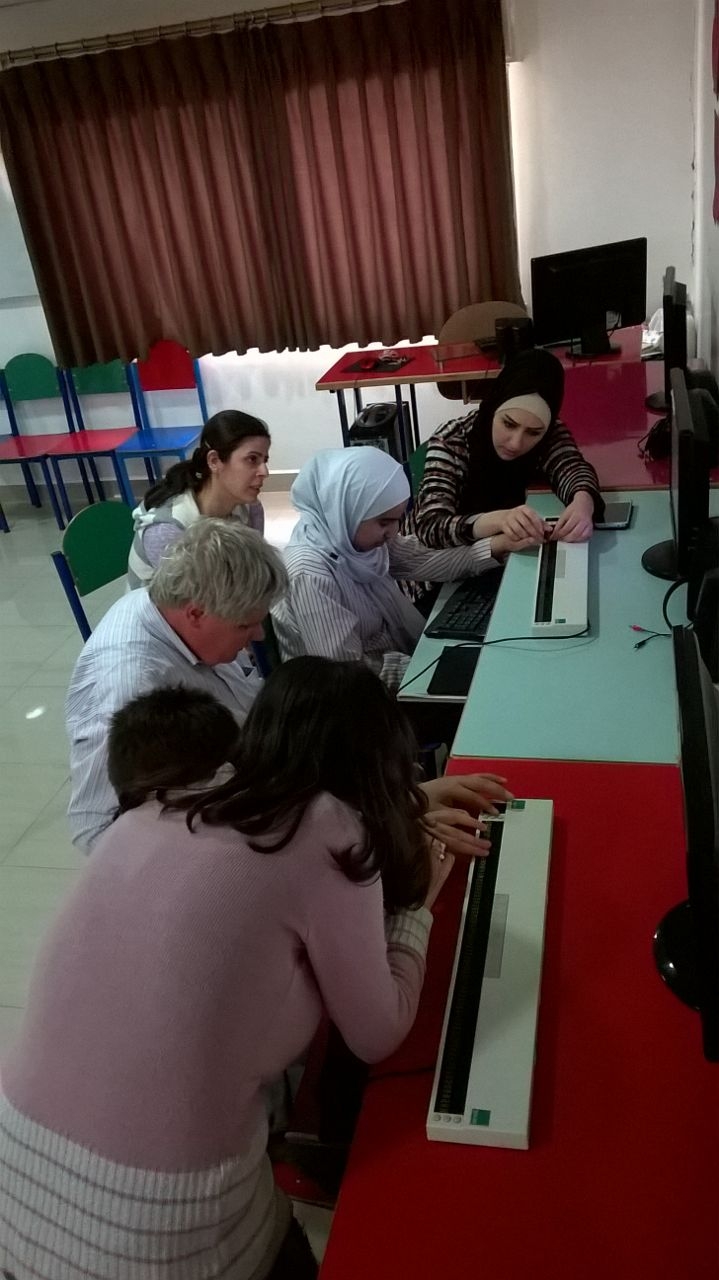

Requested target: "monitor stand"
[
  {"left": 566, "top": 318, "right": 620, "bottom": 359},
  {"left": 641, "top": 538, "right": 677, "bottom": 579},
  {"left": 654, "top": 900, "right": 700, "bottom": 1010}
]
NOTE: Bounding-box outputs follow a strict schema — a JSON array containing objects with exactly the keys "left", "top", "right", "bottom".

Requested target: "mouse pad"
[{"left": 345, "top": 355, "right": 413, "bottom": 374}]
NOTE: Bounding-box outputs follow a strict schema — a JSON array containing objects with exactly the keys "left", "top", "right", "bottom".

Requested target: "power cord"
[
  {"left": 399, "top": 625, "right": 592, "bottom": 694},
  {"left": 631, "top": 578, "right": 686, "bottom": 648}
]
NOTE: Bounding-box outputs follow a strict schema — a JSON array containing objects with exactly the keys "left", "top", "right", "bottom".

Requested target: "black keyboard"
[{"left": 424, "top": 568, "right": 503, "bottom": 641}]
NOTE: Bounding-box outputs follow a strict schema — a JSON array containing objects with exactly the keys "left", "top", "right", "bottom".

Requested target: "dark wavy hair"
[
  {"left": 168, "top": 657, "right": 431, "bottom": 913},
  {"left": 108, "top": 686, "right": 240, "bottom": 815},
  {"left": 144, "top": 410, "right": 270, "bottom": 510}
]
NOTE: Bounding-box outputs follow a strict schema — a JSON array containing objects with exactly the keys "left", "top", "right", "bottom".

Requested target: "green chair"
[{"left": 51, "top": 501, "right": 135, "bottom": 640}]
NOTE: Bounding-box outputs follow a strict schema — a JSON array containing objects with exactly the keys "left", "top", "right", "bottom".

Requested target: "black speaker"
[{"left": 495, "top": 314, "right": 535, "bottom": 365}]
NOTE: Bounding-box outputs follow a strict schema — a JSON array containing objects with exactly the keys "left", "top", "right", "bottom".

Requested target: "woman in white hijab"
[{"left": 272, "top": 447, "right": 528, "bottom": 690}]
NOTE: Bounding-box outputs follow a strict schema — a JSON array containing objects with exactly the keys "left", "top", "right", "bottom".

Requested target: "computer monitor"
[
  {"left": 694, "top": 568, "right": 719, "bottom": 682},
  {"left": 641, "top": 368, "right": 713, "bottom": 584},
  {"left": 645, "top": 267, "right": 688, "bottom": 415},
  {"left": 653, "top": 627, "right": 719, "bottom": 1063},
  {"left": 530, "top": 237, "right": 647, "bottom": 357}
]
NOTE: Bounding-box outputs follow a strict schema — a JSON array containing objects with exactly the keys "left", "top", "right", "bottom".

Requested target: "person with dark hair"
[
  {"left": 127, "top": 409, "right": 271, "bottom": 588},
  {"left": 1, "top": 658, "right": 455, "bottom": 1280},
  {"left": 107, "top": 686, "right": 240, "bottom": 813},
  {"left": 404, "top": 348, "right": 604, "bottom": 569}
]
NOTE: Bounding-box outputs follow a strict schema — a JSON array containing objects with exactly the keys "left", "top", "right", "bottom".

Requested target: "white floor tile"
[
  {"left": 0, "top": 764, "right": 69, "bottom": 855},
  {"left": 0, "top": 685, "right": 70, "bottom": 765},
  {"left": 4, "top": 783, "right": 85, "bottom": 871},
  {"left": 0, "top": 866, "right": 79, "bottom": 1006}
]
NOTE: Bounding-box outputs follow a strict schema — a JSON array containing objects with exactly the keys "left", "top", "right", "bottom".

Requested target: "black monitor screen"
[
  {"left": 531, "top": 237, "right": 647, "bottom": 357},
  {"left": 663, "top": 274, "right": 687, "bottom": 407},
  {"left": 654, "top": 627, "right": 719, "bottom": 1062},
  {"left": 669, "top": 369, "right": 711, "bottom": 580}
]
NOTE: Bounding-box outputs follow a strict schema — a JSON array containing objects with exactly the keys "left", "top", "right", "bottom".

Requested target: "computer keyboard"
[{"left": 425, "top": 568, "right": 503, "bottom": 641}]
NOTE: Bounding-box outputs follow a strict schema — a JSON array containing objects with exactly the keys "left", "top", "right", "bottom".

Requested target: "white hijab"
[{"left": 289, "top": 447, "right": 424, "bottom": 647}]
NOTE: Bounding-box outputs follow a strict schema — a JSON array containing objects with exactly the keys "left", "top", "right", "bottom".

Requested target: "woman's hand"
[
  {"left": 424, "top": 808, "right": 491, "bottom": 858},
  {"left": 492, "top": 504, "right": 548, "bottom": 544},
  {"left": 489, "top": 531, "right": 542, "bottom": 558},
  {"left": 550, "top": 492, "right": 595, "bottom": 542},
  {"left": 420, "top": 772, "right": 512, "bottom": 816},
  {"left": 424, "top": 840, "right": 455, "bottom": 910}
]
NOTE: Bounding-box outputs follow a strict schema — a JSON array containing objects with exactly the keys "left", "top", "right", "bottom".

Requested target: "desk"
[
  {"left": 401, "top": 490, "right": 679, "bottom": 759},
  {"left": 450, "top": 488, "right": 719, "bottom": 764},
  {"left": 320, "top": 759, "right": 719, "bottom": 1280},
  {"left": 316, "top": 326, "right": 652, "bottom": 454}
]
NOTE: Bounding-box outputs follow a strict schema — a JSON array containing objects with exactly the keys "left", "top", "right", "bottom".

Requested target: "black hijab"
[{"left": 460, "top": 349, "right": 565, "bottom": 515}]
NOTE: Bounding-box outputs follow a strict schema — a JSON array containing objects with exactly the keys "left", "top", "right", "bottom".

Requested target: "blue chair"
[{"left": 0, "top": 354, "right": 77, "bottom": 530}]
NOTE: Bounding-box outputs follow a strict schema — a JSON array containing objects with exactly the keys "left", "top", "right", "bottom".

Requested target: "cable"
[
  {"left": 399, "top": 625, "right": 592, "bottom": 694},
  {"left": 662, "top": 577, "right": 686, "bottom": 631},
  {"left": 630, "top": 577, "right": 687, "bottom": 648}
]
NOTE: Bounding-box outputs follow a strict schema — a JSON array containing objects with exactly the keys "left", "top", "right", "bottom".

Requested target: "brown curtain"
[{"left": 0, "top": 0, "right": 521, "bottom": 366}]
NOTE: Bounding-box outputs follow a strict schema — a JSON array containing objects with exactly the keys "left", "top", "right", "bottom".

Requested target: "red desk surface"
[
  {"left": 315, "top": 328, "right": 647, "bottom": 391},
  {"left": 320, "top": 760, "right": 719, "bottom": 1280}
]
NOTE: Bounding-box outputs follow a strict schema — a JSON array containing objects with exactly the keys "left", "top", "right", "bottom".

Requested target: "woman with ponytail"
[{"left": 127, "top": 410, "right": 271, "bottom": 588}]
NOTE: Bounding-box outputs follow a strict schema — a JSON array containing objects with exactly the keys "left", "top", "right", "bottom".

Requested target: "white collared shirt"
[{"left": 66, "top": 590, "right": 261, "bottom": 851}]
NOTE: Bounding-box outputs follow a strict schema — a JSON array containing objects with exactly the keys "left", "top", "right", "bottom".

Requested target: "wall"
[
  {"left": 693, "top": 0, "right": 719, "bottom": 371},
  {"left": 0, "top": 0, "right": 704, "bottom": 488},
  {"left": 508, "top": 0, "right": 696, "bottom": 320}
]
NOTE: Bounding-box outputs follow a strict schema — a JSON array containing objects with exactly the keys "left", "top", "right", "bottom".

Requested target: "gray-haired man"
[{"left": 66, "top": 519, "right": 288, "bottom": 851}]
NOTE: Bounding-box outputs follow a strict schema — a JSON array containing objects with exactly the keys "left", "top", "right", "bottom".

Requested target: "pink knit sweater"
[{"left": 3, "top": 793, "right": 432, "bottom": 1171}]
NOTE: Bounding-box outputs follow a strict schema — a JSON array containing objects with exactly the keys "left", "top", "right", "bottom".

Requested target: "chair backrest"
[
  {"left": 437, "top": 302, "right": 528, "bottom": 401},
  {"left": 62, "top": 501, "right": 135, "bottom": 596},
  {"left": 70, "top": 360, "right": 130, "bottom": 396},
  {"left": 4, "top": 352, "right": 62, "bottom": 401},
  {"left": 1, "top": 352, "right": 70, "bottom": 436},
  {"left": 64, "top": 360, "right": 137, "bottom": 432},
  {"left": 130, "top": 340, "right": 208, "bottom": 429}
]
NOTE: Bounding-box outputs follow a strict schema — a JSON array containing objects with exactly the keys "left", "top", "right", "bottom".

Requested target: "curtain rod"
[{"left": 0, "top": 0, "right": 408, "bottom": 69}]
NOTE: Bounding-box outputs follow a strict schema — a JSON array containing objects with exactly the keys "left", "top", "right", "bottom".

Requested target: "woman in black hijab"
[{"left": 406, "top": 348, "right": 603, "bottom": 553}]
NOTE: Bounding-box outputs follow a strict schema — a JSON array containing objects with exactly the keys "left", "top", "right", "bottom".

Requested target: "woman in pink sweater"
[{"left": 0, "top": 661, "right": 454, "bottom": 1280}]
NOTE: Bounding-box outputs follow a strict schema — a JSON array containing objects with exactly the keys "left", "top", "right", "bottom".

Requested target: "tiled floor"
[{"left": 0, "top": 489, "right": 338, "bottom": 1260}]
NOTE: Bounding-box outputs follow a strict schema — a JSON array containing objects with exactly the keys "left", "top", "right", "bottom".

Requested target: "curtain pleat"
[{"left": 0, "top": 0, "right": 521, "bottom": 365}]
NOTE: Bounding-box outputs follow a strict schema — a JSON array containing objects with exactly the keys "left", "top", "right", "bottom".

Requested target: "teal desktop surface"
[{"left": 447, "top": 489, "right": 713, "bottom": 765}]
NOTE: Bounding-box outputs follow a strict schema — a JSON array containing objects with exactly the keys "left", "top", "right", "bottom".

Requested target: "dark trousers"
[{"left": 267, "top": 1217, "right": 318, "bottom": 1278}]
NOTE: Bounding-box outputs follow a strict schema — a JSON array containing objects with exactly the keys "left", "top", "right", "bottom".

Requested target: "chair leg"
[
  {"left": 77, "top": 457, "right": 95, "bottom": 506},
  {"left": 51, "top": 551, "right": 91, "bottom": 640},
  {"left": 0, "top": 501, "right": 9, "bottom": 533},
  {"left": 88, "top": 456, "right": 106, "bottom": 501},
  {"left": 51, "top": 459, "right": 73, "bottom": 524},
  {"left": 144, "top": 457, "right": 155, "bottom": 485},
  {"left": 41, "top": 460, "right": 66, "bottom": 531},
  {"left": 20, "top": 460, "right": 42, "bottom": 508},
  {"left": 112, "top": 456, "right": 134, "bottom": 507}
]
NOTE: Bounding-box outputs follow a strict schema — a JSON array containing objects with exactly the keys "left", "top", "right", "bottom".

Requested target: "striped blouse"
[
  {"left": 404, "top": 411, "right": 603, "bottom": 548},
  {"left": 271, "top": 533, "right": 500, "bottom": 689}
]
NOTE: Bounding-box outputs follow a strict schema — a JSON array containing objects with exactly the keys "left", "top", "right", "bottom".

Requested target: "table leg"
[
  {"left": 409, "top": 384, "right": 421, "bottom": 450},
  {"left": 395, "top": 384, "right": 410, "bottom": 463},
  {"left": 0, "top": 501, "right": 9, "bottom": 533},
  {"left": 335, "top": 391, "right": 352, "bottom": 448},
  {"left": 353, "top": 388, "right": 364, "bottom": 416}
]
